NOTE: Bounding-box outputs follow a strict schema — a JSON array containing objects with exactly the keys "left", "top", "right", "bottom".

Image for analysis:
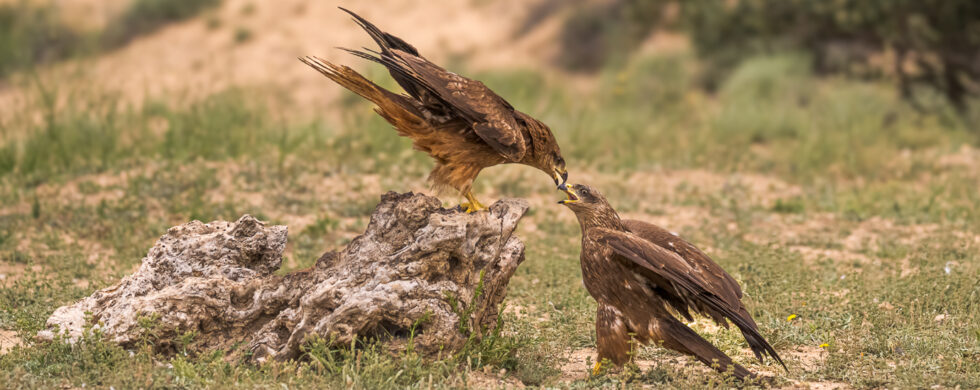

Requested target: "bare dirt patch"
[
  {"left": 559, "top": 344, "right": 848, "bottom": 388},
  {"left": 936, "top": 145, "right": 980, "bottom": 170},
  {"left": 465, "top": 370, "right": 526, "bottom": 389},
  {"left": 768, "top": 346, "right": 850, "bottom": 390},
  {"left": 559, "top": 345, "right": 732, "bottom": 384},
  {"left": 558, "top": 348, "right": 595, "bottom": 383},
  {"left": 0, "top": 261, "right": 40, "bottom": 284},
  {"left": 624, "top": 168, "right": 804, "bottom": 208},
  {"left": 0, "top": 329, "right": 22, "bottom": 355},
  {"left": 787, "top": 246, "right": 871, "bottom": 264}
]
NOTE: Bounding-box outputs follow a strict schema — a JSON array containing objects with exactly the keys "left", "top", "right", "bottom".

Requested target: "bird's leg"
[
  {"left": 465, "top": 191, "right": 487, "bottom": 210},
  {"left": 459, "top": 190, "right": 486, "bottom": 213},
  {"left": 593, "top": 303, "right": 629, "bottom": 376}
]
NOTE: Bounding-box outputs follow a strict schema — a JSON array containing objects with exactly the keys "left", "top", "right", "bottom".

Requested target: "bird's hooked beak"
[
  {"left": 553, "top": 169, "right": 568, "bottom": 187},
  {"left": 557, "top": 183, "right": 579, "bottom": 205}
]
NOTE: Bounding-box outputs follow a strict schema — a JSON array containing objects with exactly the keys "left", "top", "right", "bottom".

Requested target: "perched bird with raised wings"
[
  {"left": 557, "top": 183, "right": 785, "bottom": 380},
  {"left": 300, "top": 8, "right": 567, "bottom": 212}
]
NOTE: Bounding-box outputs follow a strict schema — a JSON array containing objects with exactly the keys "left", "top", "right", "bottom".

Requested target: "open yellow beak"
[{"left": 557, "top": 183, "right": 579, "bottom": 204}]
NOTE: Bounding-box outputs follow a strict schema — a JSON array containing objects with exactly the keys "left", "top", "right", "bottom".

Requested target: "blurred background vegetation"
[
  {"left": 0, "top": 0, "right": 976, "bottom": 184},
  {"left": 551, "top": 0, "right": 980, "bottom": 112},
  {"left": 1, "top": 0, "right": 979, "bottom": 388}
]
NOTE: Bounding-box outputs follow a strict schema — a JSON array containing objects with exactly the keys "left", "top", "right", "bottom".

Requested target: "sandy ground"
[
  {"left": 558, "top": 345, "right": 850, "bottom": 389},
  {"left": 0, "top": 328, "right": 22, "bottom": 355}
]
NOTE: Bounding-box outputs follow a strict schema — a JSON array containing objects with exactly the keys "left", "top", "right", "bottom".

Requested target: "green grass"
[
  {"left": 0, "top": 87, "right": 334, "bottom": 182},
  {"left": 1, "top": 49, "right": 979, "bottom": 388}
]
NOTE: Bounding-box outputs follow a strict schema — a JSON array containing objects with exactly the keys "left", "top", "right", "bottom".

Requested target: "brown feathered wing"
[
  {"left": 341, "top": 47, "right": 526, "bottom": 161},
  {"left": 622, "top": 219, "right": 781, "bottom": 367},
  {"left": 591, "top": 227, "right": 786, "bottom": 369},
  {"left": 335, "top": 7, "right": 527, "bottom": 162}
]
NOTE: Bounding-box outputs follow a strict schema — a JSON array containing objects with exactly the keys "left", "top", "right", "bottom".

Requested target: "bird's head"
[
  {"left": 516, "top": 111, "right": 568, "bottom": 187},
  {"left": 558, "top": 183, "right": 621, "bottom": 229}
]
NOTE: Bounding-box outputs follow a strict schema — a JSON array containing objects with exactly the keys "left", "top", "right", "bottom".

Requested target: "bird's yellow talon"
[
  {"left": 592, "top": 361, "right": 603, "bottom": 376},
  {"left": 462, "top": 190, "right": 486, "bottom": 212},
  {"left": 458, "top": 202, "right": 481, "bottom": 213}
]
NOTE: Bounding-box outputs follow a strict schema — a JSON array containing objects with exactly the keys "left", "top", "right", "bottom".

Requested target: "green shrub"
[
  {"left": 0, "top": 3, "right": 84, "bottom": 77},
  {"left": 551, "top": 0, "right": 980, "bottom": 111}
]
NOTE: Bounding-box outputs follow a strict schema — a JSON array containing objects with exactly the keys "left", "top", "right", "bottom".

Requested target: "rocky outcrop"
[{"left": 39, "top": 192, "right": 528, "bottom": 363}]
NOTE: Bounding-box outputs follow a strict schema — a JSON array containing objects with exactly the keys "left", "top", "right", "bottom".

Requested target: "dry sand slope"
[{"left": 0, "top": 0, "right": 571, "bottom": 123}]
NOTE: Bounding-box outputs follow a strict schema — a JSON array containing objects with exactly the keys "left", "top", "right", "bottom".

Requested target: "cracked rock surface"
[{"left": 40, "top": 192, "right": 528, "bottom": 362}]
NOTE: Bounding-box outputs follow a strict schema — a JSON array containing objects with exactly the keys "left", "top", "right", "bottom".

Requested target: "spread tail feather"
[
  {"left": 338, "top": 7, "right": 419, "bottom": 57},
  {"left": 298, "top": 56, "right": 423, "bottom": 137}
]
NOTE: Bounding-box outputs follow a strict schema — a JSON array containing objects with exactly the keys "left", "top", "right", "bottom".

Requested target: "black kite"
[
  {"left": 558, "top": 183, "right": 785, "bottom": 380},
  {"left": 301, "top": 8, "right": 567, "bottom": 212}
]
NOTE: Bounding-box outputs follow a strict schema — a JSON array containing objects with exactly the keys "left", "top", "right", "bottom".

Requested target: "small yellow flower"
[
  {"left": 787, "top": 314, "right": 797, "bottom": 321},
  {"left": 819, "top": 343, "right": 829, "bottom": 348}
]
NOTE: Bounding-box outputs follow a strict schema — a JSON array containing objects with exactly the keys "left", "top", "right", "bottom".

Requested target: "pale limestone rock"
[{"left": 40, "top": 192, "right": 528, "bottom": 363}]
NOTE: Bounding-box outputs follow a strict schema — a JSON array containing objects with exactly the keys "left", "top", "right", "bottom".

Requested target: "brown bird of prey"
[
  {"left": 300, "top": 8, "right": 567, "bottom": 212},
  {"left": 557, "top": 183, "right": 785, "bottom": 380}
]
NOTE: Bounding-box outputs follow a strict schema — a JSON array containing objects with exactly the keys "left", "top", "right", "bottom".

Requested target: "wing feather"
[
  {"left": 592, "top": 227, "right": 785, "bottom": 369},
  {"left": 623, "top": 220, "right": 743, "bottom": 313},
  {"left": 336, "top": 9, "right": 527, "bottom": 161},
  {"left": 340, "top": 48, "right": 526, "bottom": 161},
  {"left": 392, "top": 51, "right": 526, "bottom": 160}
]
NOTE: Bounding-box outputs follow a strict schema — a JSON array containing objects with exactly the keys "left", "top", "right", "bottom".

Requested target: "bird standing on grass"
[
  {"left": 301, "top": 8, "right": 568, "bottom": 212},
  {"left": 557, "top": 183, "right": 785, "bottom": 381}
]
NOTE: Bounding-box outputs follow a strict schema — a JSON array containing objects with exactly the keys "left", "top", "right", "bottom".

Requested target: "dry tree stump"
[{"left": 38, "top": 192, "right": 528, "bottom": 363}]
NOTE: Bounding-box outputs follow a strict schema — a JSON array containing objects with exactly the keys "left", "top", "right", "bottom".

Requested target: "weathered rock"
[{"left": 39, "top": 192, "right": 528, "bottom": 363}]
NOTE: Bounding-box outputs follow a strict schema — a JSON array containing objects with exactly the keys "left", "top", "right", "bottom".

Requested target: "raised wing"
[
  {"left": 339, "top": 7, "right": 420, "bottom": 57},
  {"left": 344, "top": 47, "right": 527, "bottom": 161},
  {"left": 336, "top": 9, "right": 526, "bottom": 161},
  {"left": 592, "top": 227, "right": 785, "bottom": 369},
  {"left": 337, "top": 9, "right": 527, "bottom": 162},
  {"left": 338, "top": 7, "right": 427, "bottom": 101}
]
